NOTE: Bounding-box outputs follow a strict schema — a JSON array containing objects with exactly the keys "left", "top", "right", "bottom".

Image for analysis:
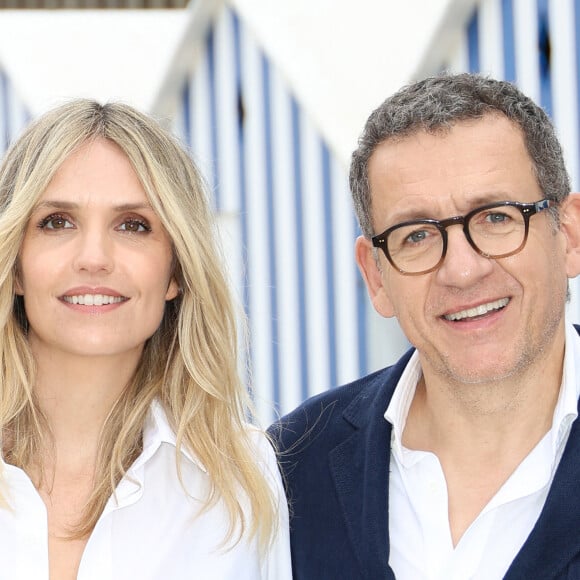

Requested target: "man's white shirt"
[
  {"left": 0, "top": 401, "right": 292, "bottom": 580},
  {"left": 385, "top": 321, "right": 580, "bottom": 580}
]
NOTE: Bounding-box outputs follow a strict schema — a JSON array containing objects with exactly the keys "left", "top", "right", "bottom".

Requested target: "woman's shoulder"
[{"left": 242, "top": 424, "right": 278, "bottom": 468}]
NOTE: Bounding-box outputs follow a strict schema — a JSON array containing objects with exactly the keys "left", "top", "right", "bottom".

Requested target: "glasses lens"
[
  {"left": 468, "top": 204, "right": 526, "bottom": 257},
  {"left": 387, "top": 222, "right": 443, "bottom": 274}
]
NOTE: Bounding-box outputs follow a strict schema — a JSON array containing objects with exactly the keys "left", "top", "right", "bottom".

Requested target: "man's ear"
[
  {"left": 559, "top": 194, "right": 580, "bottom": 278},
  {"left": 355, "top": 235, "right": 396, "bottom": 318}
]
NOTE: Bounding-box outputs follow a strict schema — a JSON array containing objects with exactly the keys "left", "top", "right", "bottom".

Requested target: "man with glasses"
[{"left": 270, "top": 73, "right": 580, "bottom": 579}]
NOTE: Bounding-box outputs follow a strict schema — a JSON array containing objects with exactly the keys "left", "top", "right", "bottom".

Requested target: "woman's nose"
[{"left": 71, "top": 228, "right": 114, "bottom": 274}]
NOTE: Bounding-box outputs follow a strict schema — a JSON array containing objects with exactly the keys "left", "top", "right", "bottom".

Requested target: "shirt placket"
[{"left": 77, "top": 466, "right": 144, "bottom": 580}]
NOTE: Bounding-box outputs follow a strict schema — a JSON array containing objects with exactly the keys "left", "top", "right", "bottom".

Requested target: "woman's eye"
[
  {"left": 118, "top": 219, "right": 151, "bottom": 233},
  {"left": 38, "top": 215, "right": 73, "bottom": 230}
]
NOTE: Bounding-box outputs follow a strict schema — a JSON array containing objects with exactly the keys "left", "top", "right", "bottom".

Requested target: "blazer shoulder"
[{"left": 269, "top": 349, "right": 413, "bottom": 455}]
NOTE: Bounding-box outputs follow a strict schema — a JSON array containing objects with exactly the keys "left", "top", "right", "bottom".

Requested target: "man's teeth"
[
  {"left": 63, "top": 294, "right": 124, "bottom": 306},
  {"left": 444, "top": 298, "right": 509, "bottom": 321}
]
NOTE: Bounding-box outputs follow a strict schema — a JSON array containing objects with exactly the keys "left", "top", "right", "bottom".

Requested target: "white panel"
[
  {"left": 212, "top": 7, "right": 245, "bottom": 340},
  {"left": 300, "top": 116, "right": 331, "bottom": 397},
  {"left": 330, "top": 158, "right": 360, "bottom": 385},
  {"left": 366, "top": 304, "right": 411, "bottom": 372},
  {"left": 216, "top": 212, "right": 247, "bottom": 400},
  {"left": 447, "top": 28, "right": 469, "bottom": 73},
  {"left": 214, "top": 5, "right": 241, "bottom": 214},
  {"left": 550, "top": 0, "right": 579, "bottom": 188},
  {"left": 270, "top": 65, "right": 303, "bottom": 413},
  {"left": 0, "top": 71, "right": 7, "bottom": 157},
  {"left": 191, "top": 49, "right": 215, "bottom": 187},
  {"left": 513, "top": 0, "right": 540, "bottom": 101},
  {"left": 215, "top": 212, "right": 245, "bottom": 344},
  {"left": 240, "top": 24, "right": 275, "bottom": 424},
  {"left": 173, "top": 18, "right": 251, "bottom": 415},
  {"left": 10, "top": 96, "right": 27, "bottom": 141},
  {"left": 1, "top": 76, "right": 28, "bottom": 152},
  {"left": 478, "top": 0, "right": 504, "bottom": 78},
  {"left": 567, "top": 279, "right": 580, "bottom": 326},
  {"left": 170, "top": 102, "right": 186, "bottom": 142},
  {"left": 550, "top": 0, "right": 580, "bottom": 323}
]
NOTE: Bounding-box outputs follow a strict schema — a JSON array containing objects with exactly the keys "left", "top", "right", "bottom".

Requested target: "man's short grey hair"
[{"left": 350, "top": 73, "right": 570, "bottom": 238}]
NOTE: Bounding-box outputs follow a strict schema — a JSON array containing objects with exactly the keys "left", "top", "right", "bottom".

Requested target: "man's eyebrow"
[
  {"left": 464, "top": 192, "right": 512, "bottom": 207},
  {"left": 387, "top": 192, "right": 516, "bottom": 224},
  {"left": 386, "top": 206, "right": 432, "bottom": 225}
]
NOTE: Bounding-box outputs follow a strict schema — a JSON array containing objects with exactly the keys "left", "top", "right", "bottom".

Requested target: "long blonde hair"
[{"left": 0, "top": 100, "right": 276, "bottom": 549}]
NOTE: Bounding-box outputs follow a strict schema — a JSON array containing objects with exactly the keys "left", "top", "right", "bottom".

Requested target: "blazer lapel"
[
  {"left": 328, "top": 354, "right": 412, "bottom": 579},
  {"left": 504, "top": 410, "right": 580, "bottom": 578},
  {"left": 329, "top": 424, "right": 395, "bottom": 579}
]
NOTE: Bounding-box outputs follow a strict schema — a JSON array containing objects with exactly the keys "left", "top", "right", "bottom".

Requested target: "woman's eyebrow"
[
  {"left": 112, "top": 202, "right": 153, "bottom": 212},
  {"left": 32, "top": 200, "right": 153, "bottom": 212},
  {"left": 32, "top": 200, "right": 78, "bottom": 211}
]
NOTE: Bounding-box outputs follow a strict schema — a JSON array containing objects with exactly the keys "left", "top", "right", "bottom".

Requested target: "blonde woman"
[{"left": 0, "top": 100, "right": 291, "bottom": 579}]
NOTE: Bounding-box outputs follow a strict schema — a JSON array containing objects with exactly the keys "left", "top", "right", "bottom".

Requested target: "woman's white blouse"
[{"left": 0, "top": 402, "right": 292, "bottom": 579}]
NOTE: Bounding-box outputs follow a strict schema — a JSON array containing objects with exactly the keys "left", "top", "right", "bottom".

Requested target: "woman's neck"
[{"left": 32, "top": 347, "right": 141, "bottom": 447}]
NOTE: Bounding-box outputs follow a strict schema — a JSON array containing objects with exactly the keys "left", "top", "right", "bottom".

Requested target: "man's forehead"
[
  {"left": 371, "top": 112, "right": 521, "bottom": 154},
  {"left": 368, "top": 114, "right": 526, "bottom": 172},
  {"left": 366, "top": 114, "right": 536, "bottom": 225}
]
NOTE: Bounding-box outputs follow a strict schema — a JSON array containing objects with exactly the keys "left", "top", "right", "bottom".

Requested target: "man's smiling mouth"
[{"left": 444, "top": 297, "right": 510, "bottom": 321}]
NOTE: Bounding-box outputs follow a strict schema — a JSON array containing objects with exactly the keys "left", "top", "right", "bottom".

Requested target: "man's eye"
[
  {"left": 405, "top": 229, "right": 430, "bottom": 244},
  {"left": 38, "top": 215, "right": 73, "bottom": 230},
  {"left": 485, "top": 212, "right": 510, "bottom": 223},
  {"left": 118, "top": 219, "right": 151, "bottom": 233}
]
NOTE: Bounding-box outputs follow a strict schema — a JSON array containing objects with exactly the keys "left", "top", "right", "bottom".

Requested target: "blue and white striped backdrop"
[
  {"left": 172, "top": 5, "right": 372, "bottom": 422},
  {"left": 172, "top": 0, "right": 580, "bottom": 421},
  {"left": 5, "top": 1, "right": 577, "bottom": 422},
  {"left": 0, "top": 67, "right": 29, "bottom": 157},
  {"left": 437, "top": 0, "right": 580, "bottom": 320}
]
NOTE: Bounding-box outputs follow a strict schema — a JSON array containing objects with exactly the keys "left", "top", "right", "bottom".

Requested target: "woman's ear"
[
  {"left": 559, "top": 194, "right": 580, "bottom": 278},
  {"left": 13, "top": 266, "right": 24, "bottom": 296},
  {"left": 355, "top": 236, "right": 396, "bottom": 318},
  {"left": 165, "top": 277, "right": 180, "bottom": 301}
]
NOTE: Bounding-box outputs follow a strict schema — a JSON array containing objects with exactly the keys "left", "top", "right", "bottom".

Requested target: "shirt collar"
[
  {"left": 385, "top": 321, "right": 580, "bottom": 463},
  {"left": 551, "top": 321, "right": 580, "bottom": 455},
  {"left": 133, "top": 399, "right": 207, "bottom": 473},
  {"left": 384, "top": 349, "right": 421, "bottom": 463}
]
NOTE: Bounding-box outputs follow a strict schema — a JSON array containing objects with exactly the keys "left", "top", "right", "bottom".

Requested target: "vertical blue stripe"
[
  {"left": 232, "top": 12, "right": 249, "bottom": 315},
  {"left": 207, "top": 28, "right": 221, "bottom": 211},
  {"left": 537, "top": 0, "right": 553, "bottom": 117},
  {"left": 355, "top": 219, "right": 368, "bottom": 377},
  {"left": 231, "top": 11, "right": 253, "bottom": 394},
  {"left": 0, "top": 71, "right": 9, "bottom": 153},
  {"left": 261, "top": 54, "right": 281, "bottom": 410},
  {"left": 321, "top": 142, "right": 338, "bottom": 388},
  {"left": 467, "top": 10, "right": 480, "bottom": 73},
  {"left": 501, "top": 0, "right": 516, "bottom": 82},
  {"left": 290, "top": 97, "right": 309, "bottom": 401},
  {"left": 181, "top": 79, "right": 192, "bottom": 147}
]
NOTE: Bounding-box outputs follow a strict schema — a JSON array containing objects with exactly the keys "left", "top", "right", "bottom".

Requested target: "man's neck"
[{"left": 402, "top": 347, "right": 564, "bottom": 546}]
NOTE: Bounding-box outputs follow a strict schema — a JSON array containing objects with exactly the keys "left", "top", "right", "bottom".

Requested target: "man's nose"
[{"left": 435, "top": 225, "right": 494, "bottom": 286}]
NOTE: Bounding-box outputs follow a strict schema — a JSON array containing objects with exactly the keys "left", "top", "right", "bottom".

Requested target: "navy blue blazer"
[{"left": 269, "top": 346, "right": 580, "bottom": 579}]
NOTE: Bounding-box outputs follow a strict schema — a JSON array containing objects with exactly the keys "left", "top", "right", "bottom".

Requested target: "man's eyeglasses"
[{"left": 371, "top": 199, "right": 556, "bottom": 276}]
